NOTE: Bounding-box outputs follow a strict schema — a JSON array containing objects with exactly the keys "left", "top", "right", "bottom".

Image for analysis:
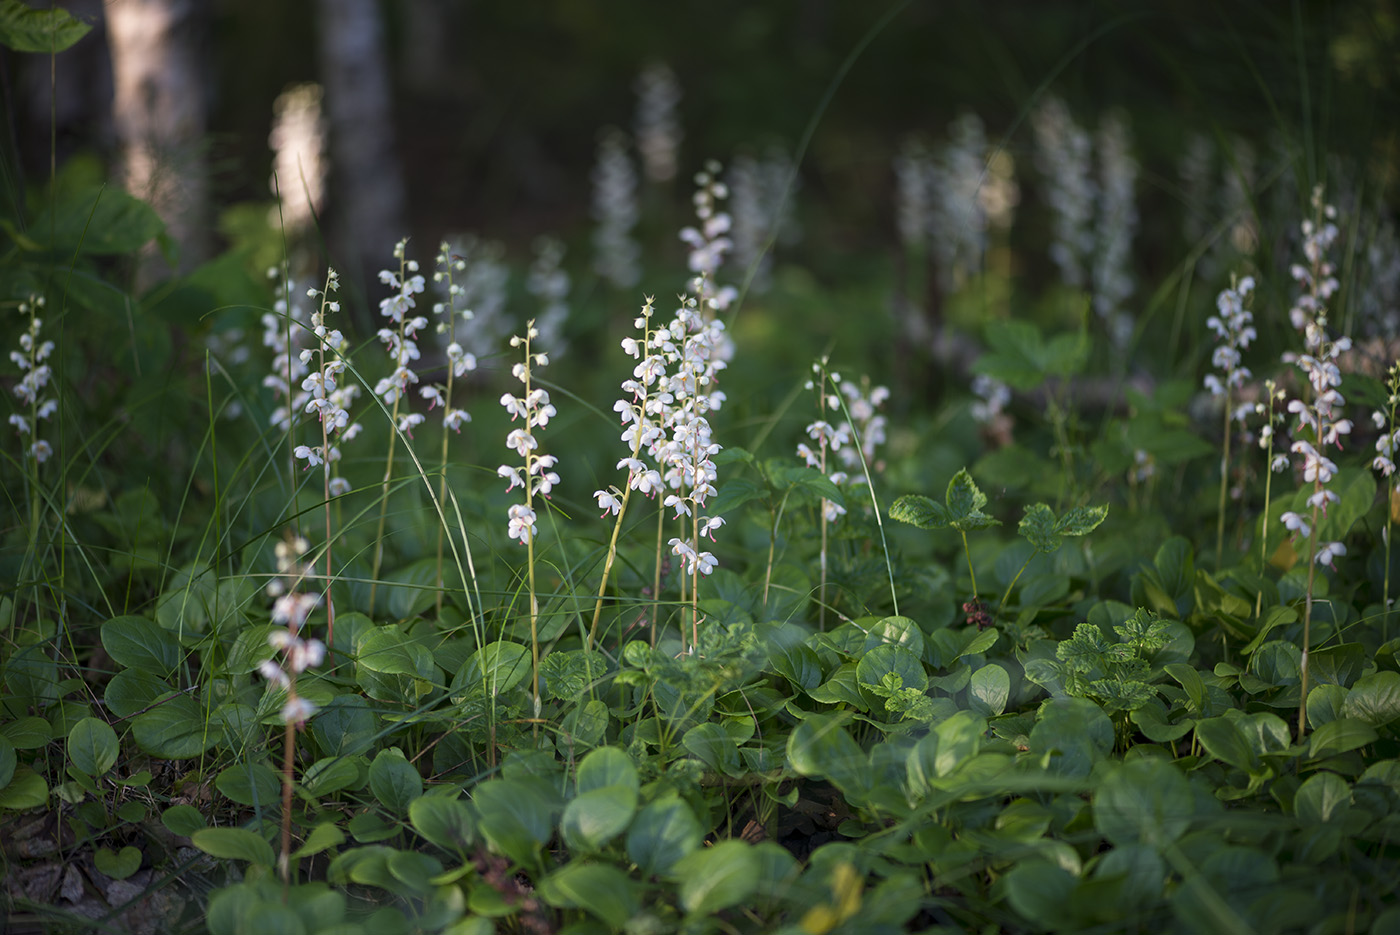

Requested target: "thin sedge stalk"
[
  {"left": 1298, "top": 494, "right": 1320, "bottom": 738},
  {"left": 817, "top": 382, "right": 830, "bottom": 631},
  {"left": 652, "top": 504, "right": 664, "bottom": 647},
  {"left": 279, "top": 689, "right": 297, "bottom": 887},
  {"left": 433, "top": 255, "right": 462, "bottom": 616},
  {"left": 369, "top": 249, "right": 415, "bottom": 615},
  {"left": 1215, "top": 399, "right": 1232, "bottom": 570}
]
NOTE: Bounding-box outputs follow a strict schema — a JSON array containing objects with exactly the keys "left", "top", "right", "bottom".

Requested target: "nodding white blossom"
[
  {"left": 634, "top": 61, "right": 682, "bottom": 184},
  {"left": 728, "top": 147, "right": 799, "bottom": 294},
  {"left": 591, "top": 128, "right": 642, "bottom": 289},
  {"left": 258, "top": 535, "right": 325, "bottom": 726},
  {"left": 267, "top": 82, "right": 325, "bottom": 236},
  {"left": 1032, "top": 96, "right": 1096, "bottom": 290},
  {"left": 9, "top": 295, "right": 55, "bottom": 464},
  {"left": 1203, "top": 276, "right": 1257, "bottom": 402},
  {"left": 373, "top": 240, "right": 428, "bottom": 407},
  {"left": 262, "top": 271, "right": 313, "bottom": 433},
  {"left": 1288, "top": 186, "right": 1341, "bottom": 332},
  {"left": 680, "top": 161, "right": 739, "bottom": 315},
  {"left": 1280, "top": 216, "right": 1353, "bottom": 571},
  {"left": 930, "top": 113, "right": 989, "bottom": 296},
  {"left": 799, "top": 364, "right": 889, "bottom": 524},
  {"left": 970, "top": 374, "right": 1011, "bottom": 424},
  {"left": 1356, "top": 218, "right": 1400, "bottom": 339},
  {"left": 1092, "top": 110, "right": 1139, "bottom": 348},
  {"left": 421, "top": 243, "right": 476, "bottom": 434},
  {"left": 527, "top": 236, "right": 571, "bottom": 356},
  {"left": 293, "top": 269, "right": 359, "bottom": 477},
  {"left": 1370, "top": 366, "right": 1400, "bottom": 485},
  {"left": 1179, "top": 134, "right": 1258, "bottom": 281},
  {"left": 439, "top": 235, "right": 509, "bottom": 363},
  {"left": 500, "top": 322, "right": 559, "bottom": 546}
]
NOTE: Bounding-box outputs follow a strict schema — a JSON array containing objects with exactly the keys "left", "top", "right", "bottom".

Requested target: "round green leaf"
[
  {"left": 855, "top": 643, "right": 927, "bottom": 693},
  {"left": 67, "top": 717, "right": 119, "bottom": 778},
  {"left": 864, "top": 616, "right": 926, "bottom": 658},
  {"left": 101, "top": 614, "right": 181, "bottom": 676},
  {"left": 451, "top": 641, "right": 531, "bottom": 700},
  {"left": 161, "top": 804, "right": 207, "bottom": 837},
  {"left": 0, "top": 767, "right": 48, "bottom": 810},
  {"left": 473, "top": 777, "right": 556, "bottom": 867},
  {"left": 0, "top": 716, "right": 52, "bottom": 749},
  {"left": 676, "top": 840, "right": 760, "bottom": 914},
  {"left": 216, "top": 761, "right": 282, "bottom": 807},
  {"left": 1095, "top": 757, "right": 1193, "bottom": 848},
  {"left": 576, "top": 745, "right": 639, "bottom": 795},
  {"left": 968, "top": 663, "right": 1010, "bottom": 717},
  {"left": 626, "top": 795, "right": 702, "bottom": 877},
  {"left": 292, "top": 822, "right": 345, "bottom": 859},
  {"left": 192, "top": 827, "right": 276, "bottom": 867},
  {"left": 103, "top": 668, "right": 173, "bottom": 719},
  {"left": 538, "top": 862, "right": 639, "bottom": 929},
  {"left": 561, "top": 784, "right": 638, "bottom": 852},
  {"left": 302, "top": 756, "right": 361, "bottom": 797},
  {"left": 94, "top": 845, "right": 142, "bottom": 880},
  {"left": 131, "top": 691, "right": 217, "bottom": 759},
  {"left": 409, "top": 794, "right": 476, "bottom": 852},
  {"left": 787, "top": 714, "right": 868, "bottom": 793},
  {"left": 1343, "top": 670, "right": 1400, "bottom": 728},
  {"left": 1295, "top": 772, "right": 1351, "bottom": 825},
  {"left": 369, "top": 748, "right": 423, "bottom": 813}
]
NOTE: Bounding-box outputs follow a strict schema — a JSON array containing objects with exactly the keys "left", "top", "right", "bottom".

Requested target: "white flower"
[
  {"left": 507, "top": 503, "right": 537, "bottom": 544},
  {"left": 281, "top": 696, "right": 317, "bottom": 725},
  {"left": 1315, "top": 541, "right": 1346, "bottom": 569},
  {"left": 1281, "top": 511, "right": 1311, "bottom": 540},
  {"left": 595, "top": 487, "right": 623, "bottom": 517}
]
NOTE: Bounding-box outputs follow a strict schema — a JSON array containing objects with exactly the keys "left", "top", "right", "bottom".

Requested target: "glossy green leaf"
[
  {"left": 1308, "top": 718, "right": 1378, "bottom": 760},
  {"left": 1294, "top": 772, "right": 1351, "bottom": 825},
  {"left": 1306, "top": 683, "right": 1348, "bottom": 727},
  {"left": 1343, "top": 670, "right": 1400, "bottom": 727},
  {"left": 291, "top": 822, "right": 344, "bottom": 859},
  {"left": 356, "top": 626, "right": 437, "bottom": 704},
  {"left": 192, "top": 827, "right": 276, "bottom": 867},
  {"left": 856, "top": 643, "right": 927, "bottom": 693},
  {"left": 1003, "top": 859, "right": 1080, "bottom": 930},
  {"left": 1095, "top": 757, "right": 1193, "bottom": 848},
  {"left": 472, "top": 777, "right": 557, "bottom": 867},
  {"left": 676, "top": 839, "right": 760, "bottom": 914},
  {"left": 682, "top": 722, "right": 741, "bottom": 775},
  {"left": 627, "top": 795, "right": 703, "bottom": 877},
  {"left": 577, "top": 745, "right": 638, "bottom": 795},
  {"left": 67, "top": 717, "right": 118, "bottom": 778},
  {"left": 1195, "top": 716, "right": 1258, "bottom": 773},
  {"left": 131, "top": 692, "right": 216, "bottom": 759},
  {"left": 0, "top": 768, "right": 47, "bottom": 810},
  {"left": 864, "top": 615, "right": 926, "bottom": 658},
  {"left": 452, "top": 640, "right": 531, "bottom": 699},
  {"left": 538, "top": 861, "right": 639, "bottom": 929},
  {"left": 301, "top": 756, "right": 361, "bottom": 797},
  {"left": 968, "top": 663, "right": 1010, "bottom": 716},
  {"left": 101, "top": 615, "right": 181, "bottom": 676},
  {"left": 946, "top": 468, "right": 999, "bottom": 531},
  {"left": 161, "top": 804, "right": 207, "bottom": 837},
  {"left": 561, "top": 784, "right": 638, "bottom": 852},
  {"left": 788, "top": 714, "right": 868, "bottom": 793},
  {"left": 771, "top": 640, "right": 824, "bottom": 691},
  {"left": 409, "top": 794, "right": 475, "bottom": 852},
  {"left": 94, "top": 845, "right": 142, "bottom": 880},
  {"left": 369, "top": 748, "right": 423, "bottom": 812},
  {"left": 932, "top": 710, "right": 986, "bottom": 777},
  {"left": 0, "top": 716, "right": 51, "bottom": 750},
  {"left": 215, "top": 761, "right": 281, "bottom": 807}
]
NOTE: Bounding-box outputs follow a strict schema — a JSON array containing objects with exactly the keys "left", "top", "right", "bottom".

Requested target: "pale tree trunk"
[
  {"left": 105, "top": 0, "right": 207, "bottom": 289},
  {"left": 315, "top": 0, "right": 406, "bottom": 293}
]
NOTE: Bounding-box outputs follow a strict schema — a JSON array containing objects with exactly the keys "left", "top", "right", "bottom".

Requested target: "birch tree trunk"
[
  {"left": 105, "top": 0, "right": 207, "bottom": 288},
  {"left": 315, "top": 0, "right": 406, "bottom": 292}
]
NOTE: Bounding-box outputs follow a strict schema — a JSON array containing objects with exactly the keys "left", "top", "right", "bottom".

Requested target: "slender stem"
[
  {"left": 652, "top": 505, "right": 664, "bottom": 648},
  {"left": 279, "top": 680, "right": 298, "bottom": 888},
  {"left": 1299, "top": 496, "right": 1320, "bottom": 740},
  {"left": 961, "top": 529, "right": 979, "bottom": 598},
  {"left": 1215, "top": 397, "right": 1233, "bottom": 571}
]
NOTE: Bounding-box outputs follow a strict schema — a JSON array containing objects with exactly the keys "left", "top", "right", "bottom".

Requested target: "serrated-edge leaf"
[{"left": 890, "top": 493, "right": 950, "bottom": 530}]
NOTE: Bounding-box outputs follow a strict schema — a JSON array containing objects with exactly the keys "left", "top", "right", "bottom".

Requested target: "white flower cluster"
[
  {"left": 258, "top": 535, "right": 326, "bottom": 726},
  {"left": 1289, "top": 185, "right": 1340, "bottom": 332},
  {"left": 591, "top": 129, "right": 642, "bottom": 290},
  {"left": 9, "top": 295, "right": 55, "bottom": 464},
  {"left": 421, "top": 242, "right": 476, "bottom": 433},
  {"left": 1093, "top": 111, "right": 1139, "bottom": 348},
  {"left": 634, "top": 62, "right": 682, "bottom": 184},
  {"left": 261, "top": 271, "right": 312, "bottom": 433},
  {"left": 374, "top": 240, "right": 429, "bottom": 438},
  {"left": 680, "top": 161, "right": 739, "bottom": 313},
  {"left": 498, "top": 322, "right": 559, "bottom": 545},
  {"left": 1032, "top": 96, "right": 1096, "bottom": 290},
  {"left": 728, "top": 146, "right": 798, "bottom": 294},
  {"left": 930, "top": 113, "right": 990, "bottom": 295},
  {"left": 1282, "top": 318, "right": 1354, "bottom": 570},
  {"left": 1203, "top": 276, "right": 1257, "bottom": 412},
  {"left": 441, "top": 236, "right": 510, "bottom": 363},
  {"left": 292, "top": 270, "right": 359, "bottom": 491},
  {"left": 894, "top": 139, "right": 933, "bottom": 251},
  {"left": 970, "top": 374, "right": 1010, "bottom": 425},
  {"left": 527, "top": 236, "right": 571, "bottom": 356},
  {"left": 1371, "top": 368, "right": 1400, "bottom": 485},
  {"left": 797, "top": 366, "right": 889, "bottom": 523}
]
